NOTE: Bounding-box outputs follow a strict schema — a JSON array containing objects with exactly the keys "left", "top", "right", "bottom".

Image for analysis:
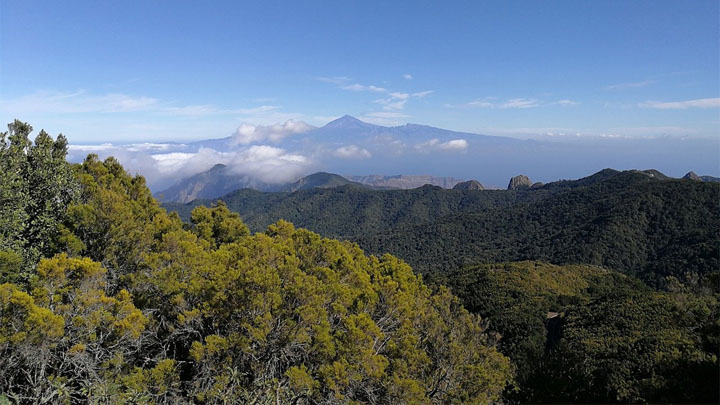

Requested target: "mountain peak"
[
  {"left": 683, "top": 171, "right": 702, "bottom": 181},
  {"left": 282, "top": 172, "right": 363, "bottom": 192},
  {"left": 323, "top": 115, "right": 375, "bottom": 129}
]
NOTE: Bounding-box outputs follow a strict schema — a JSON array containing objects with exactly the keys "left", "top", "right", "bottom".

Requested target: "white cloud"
[
  {"left": 125, "top": 143, "right": 183, "bottom": 152},
  {"left": 606, "top": 80, "right": 654, "bottom": 90},
  {"left": 67, "top": 145, "right": 225, "bottom": 190},
  {"left": 150, "top": 152, "right": 201, "bottom": 173},
  {"left": 316, "top": 76, "right": 351, "bottom": 84},
  {"left": 143, "top": 145, "right": 310, "bottom": 186},
  {"left": 403, "top": 74, "right": 413, "bottom": 80},
  {"left": 226, "top": 145, "right": 311, "bottom": 184},
  {"left": 0, "top": 90, "right": 286, "bottom": 119},
  {"left": 385, "top": 101, "right": 407, "bottom": 110},
  {"left": 501, "top": 98, "right": 539, "bottom": 109},
  {"left": 234, "top": 105, "right": 280, "bottom": 115},
  {"left": 231, "top": 120, "right": 314, "bottom": 145},
  {"left": 374, "top": 91, "right": 432, "bottom": 111},
  {"left": 359, "top": 112, "right": 410, "bottom": 126},
  {"left": 333, "top": 145, "right": 372, "bottom": 159},
  {"left": 0, "top": 91, "right": 160, "bottom": 114},
  {"left": 553, "top": 99, "right": 580, "bottom": 106},
  {"left": 464, "top": 100, "right": 494, "bottom": 108},
  {"left": 69, "top": 142, "right": 312, "bottom": 191},
  {"left": 341, "top": 83, "right": 387, "bottom": 92},
  {"left": 364, "top": 112, "right": 410, "bottom": 119},
  {"left": 450, "top": 97, "right": 546, "bottom": 109},
  {"left": 416, "top": 138, "right": 468, "bottom": 152},
  {"left": 412, "top": 90, "right": 433, "bottom": 97},
  {"left": 640, "top": 98, "right": 720, "bottom": 110},
  {"left": 439, "top": 139, "right": 468, "bottom": 150},
  {"left": 68, "top": 143, "right": 118, "bottom": 152},
  {"left": 375, "top": 92, "right": 408, "bottom": 110},
  {"left": 62, "top": 116, "right": 317, "bottom": 190}
]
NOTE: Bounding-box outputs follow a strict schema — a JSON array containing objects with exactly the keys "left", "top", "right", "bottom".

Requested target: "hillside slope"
[
  {"left": 360, "top": 171, "right": 720, "bottom": 286},
  {"left": 157, "top": 169, "right": 368, "bottom": 203},
  {"left": 164, "top": 169, "right": 720, "bottom": 286},
  {"left": 164, "top": 184, "right": 549, "bottom": 237},
  {"left": 154, "top": 164, "right": 277, "bottom": 203}
]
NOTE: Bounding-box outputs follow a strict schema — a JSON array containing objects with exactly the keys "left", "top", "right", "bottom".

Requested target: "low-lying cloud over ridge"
[
  {"left": 416, "top": 138, "right": 469, "bottom": 152},
  {"left": 333, "top": 145, "right": 372, "bottom": 159},
  {"left": 231, "top": 120, "right": 314, "bottom": 145},
  {"left": 64, "top": 115, "right": 720, "bottom": 194}
]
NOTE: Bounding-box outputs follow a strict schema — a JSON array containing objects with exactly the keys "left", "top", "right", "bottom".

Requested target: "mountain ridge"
[{"left": 163, "top": 167, "right": 720, "bottom": 287}]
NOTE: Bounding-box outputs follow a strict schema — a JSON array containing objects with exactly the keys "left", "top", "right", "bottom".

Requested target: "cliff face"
[
  {"left": 508, "top": 175, "right": 532, "bottom": 190},
  {"left": 683, "top": 171, "right": 702, "bottom": 181}
]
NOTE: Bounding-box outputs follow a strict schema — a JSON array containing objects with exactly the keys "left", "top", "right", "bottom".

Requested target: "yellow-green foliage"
[
  {"left": 142, "top": 216, "right": 511, "bottom": 403},
  {"left": 0, "top": 255, "right": 152, "bottom": 403},
  {"left": 65, "top": 154, "right": 180, "bottom": 279},
  {"left": 0, "top": 152, "right": 512, "bottom": 403},
  {"left": 484, "top": 261, "right": 596, "bottom": 297},
  {"left": 0, "top": 283, "right": 64, "bottom": 345}
]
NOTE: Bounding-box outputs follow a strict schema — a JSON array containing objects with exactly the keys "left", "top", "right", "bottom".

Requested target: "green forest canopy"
[
  {"left": 165, "top": 167, "right": 720, "bottom": 289},
  {"left": 1, "top": 121, "right": 717, "bottom": 404},
  {"left": 0, "top": 121, "right": 511, "bottom": 403}
]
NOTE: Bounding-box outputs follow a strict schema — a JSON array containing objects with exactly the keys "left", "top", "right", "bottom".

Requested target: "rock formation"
[
  {"left": 508, "top": 175, "right": 532, "bottom": 190},
  {"left": 683, "top": 171, "right": 702, "bottom": 181},
  {"left": 453, "top": 180, "right": 485, "bottom": 190}
]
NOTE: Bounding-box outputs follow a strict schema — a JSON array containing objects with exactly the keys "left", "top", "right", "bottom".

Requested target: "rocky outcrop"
[
  {"left": 453, "top": 180, "right": 485, "bottom": 190},
  {"left": 683, "top": 171, "right": 702, "bottom": 181},
  {"left": 530, "top": 182, "right": 544, "bottom": 189},
  {"left": 508, "top": 175, "right": 532, "bottom": 190}
]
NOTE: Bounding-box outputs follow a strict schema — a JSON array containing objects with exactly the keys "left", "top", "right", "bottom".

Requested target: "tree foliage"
[
  {"left": 360, "top": 170, "right": 720, "bottom": 287},
  {"left": 0, "top": 120, "right": 78, "bottom": 283},
  {"left": 550, "top": 290, "right": 719, "bottom": 404},
  {"left": 441, "top": 261, "right": 719, "bottom": 404},
  {"left": 2, "top": 121, "right": 717, "bottom": 403},
  {"left": 165, "top": 169, "right": 720, "bottom": 288},
  {"left": 0, "top": 122, "right": 511, "bottom": 403}
]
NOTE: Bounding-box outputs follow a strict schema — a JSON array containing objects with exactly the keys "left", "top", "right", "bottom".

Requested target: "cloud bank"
[
  {"left": 334, "top": 145, "right": 372, "bottom": 159},
  {"left": 416, "top": 138, "right": 468, "bottom": 152},
  {"left": 67, "top": 119, "right": 319, "bottom": 189},
  {"left": 225, "top": 145, "right": 311, "bottom": 184},
  {"left": 231, "top": 120, "right": 314, "bottom": 145}
]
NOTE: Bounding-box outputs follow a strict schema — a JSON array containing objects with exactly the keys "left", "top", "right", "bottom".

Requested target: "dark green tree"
[{"left": 0, "top": 120, "right": 78, "bottom": 283}]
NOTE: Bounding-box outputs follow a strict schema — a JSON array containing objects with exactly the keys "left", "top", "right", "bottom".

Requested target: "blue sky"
[{"left": 1, "top": 0, "right": 718, "bottom": 143}]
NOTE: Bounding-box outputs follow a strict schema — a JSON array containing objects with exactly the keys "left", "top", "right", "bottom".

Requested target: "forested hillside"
[
  {"left": 166, "top": 169, "right": 720, "bottom": 288},
  {"left": 0, "top": 121, "right": 511, "bottom": 403},
  {"left": 165, "top": 185, "right": 550, "bottom": 237},
  {"left": 362, "top": 170, "right": 720, "bottom": 287},
  {"left": 436, "top": 262, "right": 719, "bottom": 404},
  {"left": 2, "top": 121, "right": 718, "bottom": 404}
]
